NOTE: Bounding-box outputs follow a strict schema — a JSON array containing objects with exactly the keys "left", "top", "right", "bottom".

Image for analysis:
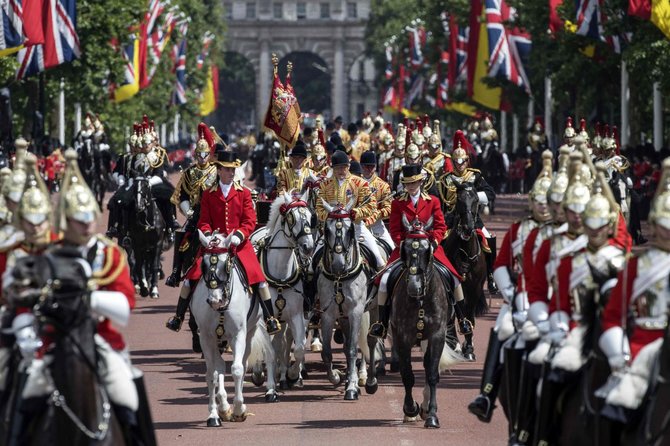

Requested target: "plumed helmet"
[
  {"left": 563, "top": 117, "right": 576, "bottom": 139},
  {"left": 18, "top": 154, "right": 51, "bottom": 225},
  {"left": 0, "top": 168, "right": 11, "bottom": 224},
  {"left": 578, "top": 118, "right": 589, "bottom": 144},
  {"left": 563, "top": 152, "right": 591, "bottom": 213},
  {"left": 529, "top": 150, "right": 554, "bottom": 204},
  {"left": 405, "top": 126, "right": 421, "bottom": 161},
  {"left": 129, "top": 123, "right": 139, "bottom": 147},
  {"left": 452, "top": 130, "right": 469, "bottom": 164},
  {"left": 548, "top": 147, "right": 571, "bottom": 204},
  {"left": 58, "top": 149, "right": 100, "bottom": 231},
  {"left": 362, "top": 112, "right": 374, "bottom": 133},
  {"left": 593, "top": 122, "right": 602, "bottom": 151},
  {"left": 196, "top": 122, "right": 214, "bottom": 157},
  {"left": 412, "top": 119, "right": 425, "bottom": 146},
  {"left": 533, "top": 117, "right": 543, "bottom": 132},
  {"left": 428, "top": 120, "right": 442, "bottom": 148},
  {"left": 373, "top": 110, "right": 384, "bottom": 128},
  {"left": 649, "top": 158, "right": 670, "bottom": 230},
  {"left": 601, "top": 125, "right": 619, "bottom": 153},
  {"left": 396, "top": 122, "right": 406, "bottom": 149},
  {"left": 422, "top": 115, "right": 432, "bottom": 139},
  {"left": 481, "top": 115, "right": 493, "bottom": 131},
  {"left": 583, "top": 162, "right": 618, "bottom": 230},
  {"left": 2, "top": 164, "right": 27, "bottom": 205}
]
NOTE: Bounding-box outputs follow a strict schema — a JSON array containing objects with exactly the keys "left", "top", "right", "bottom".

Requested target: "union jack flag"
[
  {"left": 448, "top": 14, "right": 469, "bottom": 92},
  {"left": 145, "top": 6, "right": 179, "bottom": 85},
  {"left": 196, "top": 31, "right": 214, "bottom": 70},
  {"left": 1, "top": 0, "right": 26, "bottom": 55},
  {"left": 171, "top": 23, "right": 188, "bottom": 105},
  {"left": 485, "top": 0, "right": 531, "bottom": 93},
  {"left": 384, "top": 43, "right": 394, "bottom": 80},
  {"left": 407, "top": 24, "right": 426, "bottom": 69},
  {"left": 574, "top": 0, "right": 630, "bottom": 54},
  {"left": 16, "top": 0, "right": 80, "bottom": 80}
]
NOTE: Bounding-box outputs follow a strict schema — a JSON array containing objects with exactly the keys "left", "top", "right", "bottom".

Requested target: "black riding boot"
[
  {"left": 369, "top": 304, "right": 390, "bottom": 339},
  {"left": 157, "top": 198, "right": 180, "bottom": 231},
  {"left": 504, "top": 346, "right": 527, "bottom": 441},
  {"left": 166, "top": 231, "right": 185, "bottom": 287},
  {"left": 106, "top": 201, "right": 119, "bottom": 238},
  {"left": 255, "top": 285, "right": 281, "bottom": 335},
  {"left": 188, "top": 309, "right": 201, "bottom": 353},
  {"left": 513, "top": 345, "right": 540, "bottom": 445},
  {"left": 454, "top": 299, "right": 473, "bottom": 335},
  {"left": 166, "top": 295, "right": 191, "bottom": 332},
  {"left": 533, "top": 363, "right": 563, "bottom": 446},
  {"left": 486, "top": 237, "right": 499, "bottom": 294},
  {"left": 468, "top": 328, "right": 504, "bottom": 422}
]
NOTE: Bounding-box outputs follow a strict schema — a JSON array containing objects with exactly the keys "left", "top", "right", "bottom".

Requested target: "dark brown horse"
[
  {"left": 443, "top": 183, "right": 488, "bottom": 360},
  {"left": 5, "top": 249, "right": 124, "bottom": 446}
]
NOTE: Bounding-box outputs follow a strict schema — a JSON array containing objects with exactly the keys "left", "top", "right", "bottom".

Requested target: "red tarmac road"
[{"left": 109, "top": 193, "right": 532, "bottom": 446}]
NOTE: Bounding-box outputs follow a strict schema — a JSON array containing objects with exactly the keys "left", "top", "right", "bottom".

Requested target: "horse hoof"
[
  {"left": 232, "top": 412, "right": 248, "bottom": 422},
  {"left": 219, "top": 407, "right": 233, "bottom": 422},
  {"left": 279, "top": 380, "right": 289, "bottom": 390},
  {"left": 403, "top": 401, "right": 420, "bottom": 418},
  {"left": 310, "top": 339, "right": 322, "bottom": 352},
  {"left": 344, "top": 389, "right": 359, "bottom": 401},
  {"left": 358, "top": 377, "right": 366, "bottom": 387},
  {"left": 424, "top": 415, "right": 440, "bottom": 429},
  {"left": 465, "top": 353, "right": 476, "bottom": 362},
  {"left": 419, "top": 406, "right": 427, "bottom": 420},
  {"left": 206, "top": 417, "right": 221, "bottom": 427},
  {"left": 134, "top": 285, "right": 141, "bottom": 294},
  {"left": 150, "top": 292, "right": 159, "bottom": 299},
  {"left": 139, "top": 287, "right": 149, "bottom": 297},
  {"left": 251, "top": 371, "right": 265, "bottom": 387},
  {"left": 463, "top": 346, "right": 476, "bottom": 362},
  {"left": 329, "top": 371, "right": 342, "bottom": 387},
  {"left": 365, "top": 381, "right": 378, "bottom": 395},
  {"left": 286, "top": 374, "right": 301, "bottom": 388},
  {"left": 264, "top": 392, "right": 279, "bottom": 403}
]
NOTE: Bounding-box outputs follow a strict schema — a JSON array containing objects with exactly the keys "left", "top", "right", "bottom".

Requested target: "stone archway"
[
  {"left": 209, "top": 51, "right": 256, "bottom": 135},
  {"left": 278, "top": 52, "right": 331, "bottom": 117}
]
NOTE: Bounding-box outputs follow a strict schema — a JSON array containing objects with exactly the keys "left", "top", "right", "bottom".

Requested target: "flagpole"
[
  {"left": 544, "top": 76, "right": 553, "bottom": 148},
  {"left": 74, "top": 103, "right": 81, "bottom": 135},
  {"left": 527, "top": 98, "right": 534, "bottom": 129},
  {"left": 621, "top": 61, "right": 630, "bottom": 148},
  {"left": 58, "top": 78, "right": 65, "bottom": 146},
  {"left": 512, "top": 113, "right": 519, "bottom": 153},
  {"left": 500, "top": 111, "right": 507, "bottom": 152},
  {"left": 654, "top": 81, "right": 663, "bottom": 151},
  {"left": 174, "top": 112, "right": 180, "bottom": 145}
]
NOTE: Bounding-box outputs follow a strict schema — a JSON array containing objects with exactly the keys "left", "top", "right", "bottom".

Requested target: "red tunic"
[
  {"left": 602, "top": 257, "right": 663, "bottom": 358},
  {"left": 197, "top": 182, "right": 265, "bottom": 285},
  {"left": 527, "top": 237, "right": 553, "bottom": 305},
  {"left": 386, "top": 193, "right": 460, "bottom": 279},
  {"left": 91, "top": 240, "right": 136, "bottom": 351},
  {"left": 612, "top": 212, "right": 632, "bottom": 253},
  {"left": 522, "top": 227, "right": 541, "bottom": 289}
]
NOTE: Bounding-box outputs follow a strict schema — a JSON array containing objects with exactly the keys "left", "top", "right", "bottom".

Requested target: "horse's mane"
[{"left": 266, "top": 194, "right": 287, "bottom": 234}]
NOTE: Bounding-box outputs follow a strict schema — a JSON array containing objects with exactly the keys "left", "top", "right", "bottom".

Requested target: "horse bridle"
[
  {"left": 321, "top": 211, "right": 361, "bottom": 281},
  {"left": 402, "top": 231, "right": 435, "bottom": 298}
]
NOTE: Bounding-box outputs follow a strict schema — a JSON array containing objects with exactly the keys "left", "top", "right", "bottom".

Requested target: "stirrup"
[
  {"left": 458, "top": 318, "right": 473, "bottom": 335},
  {"left": 368, "top": 321, "right": 387, "bottom": 339},
  {"left": 265, "top": 317, "right": 281, "bottom": 335},
  {"left": 166, "top": 315, "right": 183, "bottom": 332}
]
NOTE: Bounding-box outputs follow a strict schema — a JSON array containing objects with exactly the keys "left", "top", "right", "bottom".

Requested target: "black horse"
[
  {"left": 76, "top": 138, "right": 106, "bottom": 208},
  {"left": 386, "top": 216, "right": 459, "bottom": 428},
  {"left": 476, "top": 141, "right": 507, "bottom": 197},
  {"left": 126, "top": 177, "right": 166, "bottom": 298},
  {"left": 2, "top": 249, "right": 124, "bottom": 445},
  {"left": 443, "top": 183, "right": 488, "bottom": 361}
]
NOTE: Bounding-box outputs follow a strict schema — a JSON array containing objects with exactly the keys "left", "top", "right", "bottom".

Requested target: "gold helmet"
[
  {"left": 601, "top": 125, "right": 618, "bottom": 153},
  {"left": 362, "top": 112, "right": 374, "bottom": 134},
  {"left": 548, "top": 146, "right": 571, "bottom": 204},
  {"left": 0, "top": 168, "right": 11, "bottom": 224},
  {"left": 58, "top": 149, "right": 100, "bottom": 231},
  {"left": 583, "top": 161, "right": 618, "bottom": 230},
  {"left": 18, "top": 154, "right": 51, "bottom": 225},
  {"left": 649, "top": 158, "right": 670, "bottom": 230},
  {"left": 129, "top": 123, "right": 140, "bottom": 148},
  {"left": 405, "top": 125, "right": 421, "bottom": 162},
  {"left": 563, "top": 151, "right": 591, "bottom": 213},
  {"left": 564, "top": 117, "right": 576, "bottom": 139},
  {"left": 422, "top": 115, "right": 432, "bottom": 139},
  {"left": 196, "top": 122, "right": 214, "bottom": 160},
  {"left": 592, "top": 122, "right": 603, "bottom": 153},
  {"left": 412, "top": 118, "right": 425, "bottom": 146},
  {"left": 2, "top": 163, "right": 27, "bottom": 205},
  {"left": 529, "top": 150, "right": 554, "bottom": 204},
  {"left": 313, "top": 125, "right": 327, "bottom": 160},
  {"left": 452, "top": 130, "right": 469, "bottom": 165},
  {"left": 428, "top": 119, "right": 442, "bottom": 149},
  {"left": 396, "top": 122, "right": 406, "bottom": 149},
  {"left": 481, "top": 115, "right": 493, "bottom": 131},
  {"left": 577, "top": 118, "right": 590, "bottom": 144}
]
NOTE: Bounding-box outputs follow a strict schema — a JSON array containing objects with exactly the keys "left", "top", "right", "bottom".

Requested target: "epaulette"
[
  {"left": 467, "top": 168, "right": 481, "bottom": 174},
  {"left": 233, "top": 180, "right": 244, "bottom": 191},
  {"left": 421, "top": 191, "right": 432, "bottom": 200},
  {"left": 398, "top": 191, "right": 410, "bottom": 201}
]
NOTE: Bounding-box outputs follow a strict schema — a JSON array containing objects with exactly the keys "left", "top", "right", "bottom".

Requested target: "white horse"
[
  {"left": 190, "top": 247, "right": 279, "bottom": 427},
  {"left": 317, "top": 200, "right": 370, "bottom": 400},
  {"left": 250, "top": 191, "right": 315, "bottom": 389}
]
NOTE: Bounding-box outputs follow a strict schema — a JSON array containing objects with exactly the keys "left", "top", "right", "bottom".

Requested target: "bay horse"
[
  {"left": 126, "top": 177, "right": 165, "bottom": 298},
  {"left": 377, "top": 216, "right": 462, "bottom": 428},
  {"left": 317, "top": 199, "right": 369, "bottom": 400},
  {"left": 250, "top": 191, "right": 315, "bottom": 389},
  {"left": 4, "top": 250, "right": 125, "bottom": 445},
  {"left": 443, "top": 182, "right": 488, "bottom": 360},
  {"left": 190, "top": 245, "right": 279, "bottom": 427}
]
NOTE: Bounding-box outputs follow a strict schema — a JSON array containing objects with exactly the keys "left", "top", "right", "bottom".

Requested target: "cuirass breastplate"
[{"left": 632, "top": 250, "right": 670, "bottom": 329}]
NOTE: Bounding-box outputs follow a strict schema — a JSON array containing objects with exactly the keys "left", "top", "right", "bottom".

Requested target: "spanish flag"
[{"left": 199, "top": 65, "right": 219, "bottom": 116}]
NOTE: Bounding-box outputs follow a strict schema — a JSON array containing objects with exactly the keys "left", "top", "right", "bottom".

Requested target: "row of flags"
[
  {"left": 0, "top": 0, "right": 80, "bottom": 79},
  {"left": 381, "top": 0, "right": 670, "bottom": 116}
]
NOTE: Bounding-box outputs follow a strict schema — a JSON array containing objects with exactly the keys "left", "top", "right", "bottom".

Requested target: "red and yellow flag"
[{"left": 262, "top": 54, "right": 301, "bottom": 149}]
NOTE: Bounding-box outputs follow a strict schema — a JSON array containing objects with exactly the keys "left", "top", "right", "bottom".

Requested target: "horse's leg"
[
  {"left": 365, "top": 310, "right": 380, "bottom": 395},
  {"left": 398, "top": 341, "right": 420, "bottom": 422},
  {"left": 150, "top": 243, "right": 160, "bottom": 299},
  {"left": 357, "top": 310, "right": 370, "bottom": 388},
  {"left": 287, "top": 311, "right": 306, "bottom": 387},
  {"left": 422, "top": 337, "right": 444, "bottom": 428},
  {"left": 320, "top": 309, "right": 340, "bottom": 387},
  {"left": 343, "top": 306, "right": 362, "bottom": 400},
  {"left": 272, "top": 321, "right": 289, "bottom": 390},
  {"left": 252, "top": 319, "right": 279, "bottom": 403},
  {"left": 230, "top": 324, "right": 249, "bottom": 420},
  {"left": 202, "top": 329, "right": 225, "bottom": 426}
]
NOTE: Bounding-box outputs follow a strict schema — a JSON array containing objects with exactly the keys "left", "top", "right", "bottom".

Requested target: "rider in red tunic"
[
  {"left": 369, "top": 164, "right": 470, "bottom": 339},
  {"left": 197, "top": 150, "right": 280, "bottom": 335}
]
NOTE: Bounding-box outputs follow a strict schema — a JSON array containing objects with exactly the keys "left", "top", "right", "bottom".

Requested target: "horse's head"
[
  {"left": 280, "top": 191, "right": 315, "bottom": 258},
  {"left": 321, "top": 198, "right": 356, "bottom": 276},
  {"left": 134, "top": 177, "right": 153, "bottom": 214},
  {"left": 454, "top": 183, "right": 478, "bottom": 240},
  {"left": 202, "top": 251, "right": 234, "bottom": 311},
  {"left": 401, "top": 216, "right": 435, "bottom": 298}
]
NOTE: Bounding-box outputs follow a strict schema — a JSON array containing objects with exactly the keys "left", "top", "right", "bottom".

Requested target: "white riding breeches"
[
  {"left": 356, "top": 222, "right": 386, "bottom": 269},
  {"left": 369, "top": 220, "right": 395, "bottom": 251},
  {"left": 95, "top": 334, "right": 139, "bottom": 411}
]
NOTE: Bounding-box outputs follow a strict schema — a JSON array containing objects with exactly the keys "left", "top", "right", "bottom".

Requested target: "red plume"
[
  {"left": 603, "top": 124, "right": 610, "bottom": 138},
  {"left": 384, "top": 123, "right": 393, "bottom": 134},
  {"left": 318, "top": 127, "right": 326, "bottom": 146},
  {"left": 595, "top": 122, "right": 601, "bottom": 137},
  {"left": 405, "top": 126, "right": 412, "bottom": 148},
  {"left": 377, "top": 109, "right": 383, "bottom": 118},
  {"left": 534, "top": 117, "right": 543, "bottom": 128},
  {"left": 612, "top": 126, "right": 620, "bottom": 155},
  {"left": 415, "top": 117, "right": 423, "bottom": 133},
  {"left": 403, "top": 117, "right": 409, "bottom": 128},
  {"left": 566, "top": 117, "right": 573, "bottom": 128},
  {"left": 142, "top": 114, "right": 149, "bottom": 127},
  {"left": 149, "top": 120, "right": 156, "bottom": 133},
  {"left": 579, "top": 118, "right": 586, "bottom": 132},
  {"left": 423, "top": 114, "right": 430, "bottom": 127},
  {"left": 197, "top": 122, "right": 214, "bottom": 152}
]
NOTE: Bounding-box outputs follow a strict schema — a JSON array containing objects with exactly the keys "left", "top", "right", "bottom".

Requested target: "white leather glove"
[
  {"left": 179, "top": 201, "right": 191, "bottom": 217},
  {"left": 149, "top": 176, "right": 162, "bottom": 186},
  {"left": 493, "top": 266, "right": 515, "bottom": 303},
  {"left": 229, "top": 234, "right": 242, "bottom": 247},
  {"left": 89, "top": 291, "right": 130, "bottom": 327},
  {"left": 477, "top": 191, "right": 489, "bottom": 206}
]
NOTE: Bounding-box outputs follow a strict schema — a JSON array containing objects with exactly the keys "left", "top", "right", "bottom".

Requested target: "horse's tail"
[
  {"left": 247, "top": 320, "right": 274, "bottom": 372},
  {"left": 420, "top": 340, "right": 465, "bottom": 373},
  {"left": 464, "top": 276, "right": 489, "bottom": 317}
]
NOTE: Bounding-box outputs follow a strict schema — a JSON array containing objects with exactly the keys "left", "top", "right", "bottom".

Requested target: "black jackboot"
[
  {"left": 165, "top": 231, "right": 186, "bottom": 287},
  {"left": 166, "top": 296, "right": 191, "bottom": 332},
  {"left": 106, "top": 201, "right": 119, "bottom": 238},
  {"left": 468, "top": 328, "right": 504, "bottom": 422},
  {"left": 454, "top": 299, "right": 473, "bottom": 335},
  {"left": 255, "top": 286, "right": 281, "bottom": 335},
  {"left": 513, "top": 344, "right": 540, "bottom": 445},
  {"left": 533, "top": 363, "right": 563, "bottom": 446},
  {"left": 486, "top": 236, "right": 499, "bottom": 294},
  {"left": 504, "top": 346, "right": 526, "bottom": 439},
  {"left": 368, "top": 305, "right": 390, "bottom": 339}
]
